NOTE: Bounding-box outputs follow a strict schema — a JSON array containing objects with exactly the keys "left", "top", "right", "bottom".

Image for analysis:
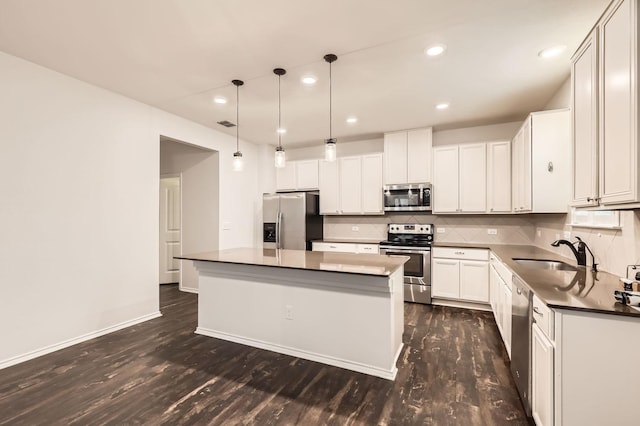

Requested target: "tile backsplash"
[{"left": 324, "top": 211, "right": 640, "bottom": 277}]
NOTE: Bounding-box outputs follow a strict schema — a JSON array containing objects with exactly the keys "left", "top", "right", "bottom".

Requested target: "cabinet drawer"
[
  {"left": 490, "top": 254, "right": 513, "bottom": 289},
  {"left": 356, "top": 244, "right": 379, "bottom": 254},
  {"left": 433, "top": 247, "right": 489, "bottom": 261},
  {"left": 532, "top": 295, "right": 554, "bottom": 341},
  {"left": 312, "top": 242, "right": 357, "bottom": 253}
]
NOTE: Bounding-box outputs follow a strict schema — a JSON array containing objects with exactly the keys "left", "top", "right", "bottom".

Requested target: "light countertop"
[
  {"left": 176, "top": 247, "right": 408, "bottom": 277},
  {"left": 434, "top": 242, "right": 640, "bottom": 318}
]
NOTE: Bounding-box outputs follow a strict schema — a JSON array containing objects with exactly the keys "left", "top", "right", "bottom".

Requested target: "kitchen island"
[{"left": 176, "top": 248, "right": 408, "bottom": 380}]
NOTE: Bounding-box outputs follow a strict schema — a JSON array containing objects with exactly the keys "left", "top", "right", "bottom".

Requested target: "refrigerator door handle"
[{"left": 277, "top": 210, "right": 283, "bottom": 249}]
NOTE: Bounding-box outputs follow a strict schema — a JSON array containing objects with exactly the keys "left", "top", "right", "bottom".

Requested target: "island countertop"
[{"left": 176, "top": 247, "right": 408, "bottom": 277}]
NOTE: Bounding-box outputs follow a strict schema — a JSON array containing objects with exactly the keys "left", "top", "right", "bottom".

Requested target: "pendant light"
[
  {"left": 274, "top": 68, "right": 287, "bottom": 168},
  {"left": 324, "top": 53, "right": 338, "bottom": 162},
  {"left": 232, "top": 79, "right": 244, "bottom": 172}
]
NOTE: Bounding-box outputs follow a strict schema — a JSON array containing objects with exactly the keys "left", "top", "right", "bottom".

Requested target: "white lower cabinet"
[
  {"left": 532, "top": 322, "right": 554, "bottom": 426},
  {"left": 489, "top": 254, "right": 512, "bottom": 358},
  {"left": 431, "top": 248, "right": 489, "bottom": 303}
]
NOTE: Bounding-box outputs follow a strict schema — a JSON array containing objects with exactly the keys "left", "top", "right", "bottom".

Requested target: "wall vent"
[{"left": 217, "top": 120, "right": 236, "bottom": 128}]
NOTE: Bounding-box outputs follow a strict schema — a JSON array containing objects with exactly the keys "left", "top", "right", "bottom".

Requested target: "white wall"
[
  {"left": 0, "top": 50, "right": 259, "bottom": 368},
  {"left": 543, "top": 77, "right": 571, "bottom": 110},
  {"left": 433, "top": 121, "right": 522, "bottom": 146}
]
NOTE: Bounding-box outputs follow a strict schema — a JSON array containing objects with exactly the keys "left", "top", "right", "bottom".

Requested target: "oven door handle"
[{"left": 381, "top": 248, "right": 430, "bottom": 255}]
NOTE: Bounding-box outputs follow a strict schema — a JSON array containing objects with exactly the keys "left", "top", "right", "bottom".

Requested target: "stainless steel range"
[{"left": 379, "top": 223, "right": 433, "bottom": 304}]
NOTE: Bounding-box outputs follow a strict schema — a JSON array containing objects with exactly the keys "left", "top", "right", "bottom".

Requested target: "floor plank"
[{"left": 0, "top": 285, "right": 530, "bottom": 425}]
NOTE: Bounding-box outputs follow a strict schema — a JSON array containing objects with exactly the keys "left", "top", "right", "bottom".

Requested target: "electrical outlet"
[
  {"left": 285, "top": 305, "right": 293, "bottom": 320},
  {"left": 537, "top": 230, "right": 541, "bottom": 237},
  {"left": 563, "top": 231, "right": 571, "bottom": 239},
  {"left": 487, "top": 229, "right": 497, "bottom": 235},
  {"left": 437, "top": 228, "right": 446, "bottom": 233},
  {"left": 351, "top": 226, "right": 359, "bottom": 232}
]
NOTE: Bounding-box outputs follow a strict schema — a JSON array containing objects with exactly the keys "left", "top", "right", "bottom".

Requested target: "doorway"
[{"left": 159, "top": 175, "right": 181, "bottom": 285}]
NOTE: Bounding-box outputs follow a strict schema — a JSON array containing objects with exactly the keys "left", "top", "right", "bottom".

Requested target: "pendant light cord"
[
  {"left": 329, "top": 60, "right": 332, "bottom": 139},
  {"left": 236, "top": 83, "right": 240, "bottom": 152},
  {"left": 278, "top": 74, "right": 282, "bottom": 148}
]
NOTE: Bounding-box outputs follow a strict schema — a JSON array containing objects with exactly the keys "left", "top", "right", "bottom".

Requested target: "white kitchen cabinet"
[
  {"left": 571, "top": 0, "right": 640, "bottom": 207},
  {"left": 384, "top": 127, "right": 432, "bottom": 185},
  {"left": 433, "top": 143, "right": 487, "bottom": 213},
  {"left": 339, "top": 157, "right": 362, "bottom": 214},
  {"left": 312, "top": 241, "right": 379, "bottom": 254},
  {"left": 532, "top": 324, "right": 554, "bottom": 426},
  {"left": 319, "top": 159, "right": 339, "bottom": 214},
  {"left": 432, "top": 145, "right": 459, "bottom": 213},
  {"left": 318, "top": 154, "right": 384, "bottom": 215},
  {"left": 276, "top": 160, "right": 319, "bottom": 192},
  {"left": 489, "top": 254, "right": 513, "bottom": 358},
  {"left": 431, "top": 247, "right": 489, "bottom": 303},
  {"left": 487, "top": 141, "right": 512, "bottom": 213},
  {"left": 512, "top": 110, "right": 570, "bottom": 213},
  {"left": 459, "top": 143, "right": 487, "bottom": 212},
  {"left": 361, "top": 154, "right": 384, "bottom": 214},
  {"left": 571, "top": 29, "right": 599, "bottom": 207}
]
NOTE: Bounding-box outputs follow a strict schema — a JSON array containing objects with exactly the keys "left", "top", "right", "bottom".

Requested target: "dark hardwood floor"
[{"left": 0, "top": 284, "right": 529, "bottom": 425}]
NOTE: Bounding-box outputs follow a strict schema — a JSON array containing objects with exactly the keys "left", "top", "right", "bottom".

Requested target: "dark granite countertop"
[{"left": 433, "top": 242, "right": 640, "bottom": 318}]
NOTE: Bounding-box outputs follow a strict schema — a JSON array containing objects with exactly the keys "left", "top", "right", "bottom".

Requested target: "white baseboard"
[
  {"left": 432, "top": 298, "right": 491, "bottom": 312},
  {"left": 195, "top": 326, "right": 398, "bottom": 381},
  {"left": 0, "top": 311, "right": 162, "bottom": 370},
  {"left": 179, "top": 285, "right": 198, "bottom": 294}
]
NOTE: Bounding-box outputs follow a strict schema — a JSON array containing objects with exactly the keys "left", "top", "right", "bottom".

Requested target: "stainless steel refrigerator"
[{"left": 263, "top": 192, "right": 323, "bottom": 250}]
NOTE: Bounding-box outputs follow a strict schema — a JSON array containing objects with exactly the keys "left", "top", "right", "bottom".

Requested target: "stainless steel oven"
[{"left": 379, "top": 223, "right": 433, "bottom": 304}]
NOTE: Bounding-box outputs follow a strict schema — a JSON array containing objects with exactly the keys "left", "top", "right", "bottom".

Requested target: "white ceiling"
[{"left": 0, "top": 0, "right": 609, "bottom": 148}]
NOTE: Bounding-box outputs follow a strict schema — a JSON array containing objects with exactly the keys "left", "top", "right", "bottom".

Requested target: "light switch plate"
[
  {"left": 563, "top": 231, "right": 571, "bottom": 239},
  {"left": 487, "top": 229, "right": 497, "bottom": 235},
  {"left": 352, "top": 226, "right": 359, "bottom": 232}
]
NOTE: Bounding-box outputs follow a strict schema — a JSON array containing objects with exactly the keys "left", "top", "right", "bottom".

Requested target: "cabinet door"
[
  {"left": 384, "top": 131, "right": 408, "bottom": 184},
  {"left": 459, "top": 143, "right": 487, "bottom": 213},
  {"left": 432, "top": 146, "right": 460, "bottom": 213},
  {"left": 407, "top": 128, "right": 432, "bottom": 183},
  {"left": 339, "top": 156, "right": 362, "bottom": 214},
  {"left": 296, "top": 160, "right": 319, "bottom": 190},
  {"left": 431, "top": 259, "right": 460, "bottom": 299},
  {"left": 522, "top": 119, "right": 532, "bottom": 211},
  {"left": 512, "top": 129, "right": 522, "bottom": 212},
  {"left": 361, "top": 153, "right": 383, "bottom": 214},
  {"left": 318, "top": 160, "right": 339, "bottom": 214},
  {"left": 599, "top": 0, "right": 637, "bottom": 204},
  {"left": 276, "top": 162, "right": 297, "bottom": 191},
  {"left": 459, "top": 260, "right": 489, "bottom": 303},
  {"left": 504, "top": 286, "right": 512, "bottom": 359},
  {"left": 532, "top": 324, "right": 554, "bottom": 426},
  {"left": 489, "top": 264, "right": 501, "bottom": 325},
  {"left": 487, "top": 141, "right": 512, "bottom": 213},
  {"left": 571, "top": 30, "right": 599, "bottom": 207}
]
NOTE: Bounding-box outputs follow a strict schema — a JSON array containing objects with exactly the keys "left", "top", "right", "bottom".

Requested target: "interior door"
[{"left": 159, "top": 176, "right": 181, "bottom": 284}]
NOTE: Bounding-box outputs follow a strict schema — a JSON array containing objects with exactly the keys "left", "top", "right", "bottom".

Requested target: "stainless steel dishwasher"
[{"left": 511, "top": 275, "right": 532, "bottom": 417}]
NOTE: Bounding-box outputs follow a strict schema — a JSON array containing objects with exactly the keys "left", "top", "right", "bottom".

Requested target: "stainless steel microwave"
[{"left": 383, "top": 183, "right": 432, "bottom": 212}]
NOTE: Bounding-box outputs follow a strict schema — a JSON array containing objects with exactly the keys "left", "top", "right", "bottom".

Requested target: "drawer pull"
[
  {"left": 454, "top": 251, "right": 465, "bottom": 255},
  {"left": 533, "top": 307, "right": 542, "bottom": 316}
]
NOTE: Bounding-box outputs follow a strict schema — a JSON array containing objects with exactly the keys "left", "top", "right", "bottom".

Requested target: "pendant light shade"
[
  {"left": 274, "top": 68, "right": 287, "bottom": 168},
  {"left": 232, "top": 79, "right": 244, "bottom": 172},
  {"left": 324, "top": 54, "right": 338, "bottom": 162}
]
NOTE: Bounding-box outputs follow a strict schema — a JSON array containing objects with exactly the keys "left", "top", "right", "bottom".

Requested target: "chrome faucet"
[{"left": 551, "top": 237, "right": 598, "bottom": 272}]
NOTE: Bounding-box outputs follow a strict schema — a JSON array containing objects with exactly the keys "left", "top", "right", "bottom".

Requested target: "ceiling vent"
[{"left": 217, "top": 120, "right": 236, "bottom": 128}]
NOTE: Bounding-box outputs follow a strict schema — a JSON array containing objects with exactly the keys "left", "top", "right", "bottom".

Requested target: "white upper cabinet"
[
  {"left": 571, "top": 29, "right": 599, "bottom": 207},
  {"left": 459, "top": 143, "right": 487, "bottom": 213},
  {"left": 276, "top": 160, "right": 319, "bottom": 192},
  {"left": 512, "top": 110, "right": 570, "bottom": 213},
  {"left": 432, "top": 145, "right": 460, "bottom": 213},
  {"left": 433, "top": 143, "right": 487, "bottom": 213},
  {"left": 318, "top": 154, "right": 383, "bottom": 215},
  {"left": 384, "top": 127, "right": 432, "bottom": 185},
  {"left": 487, "top": 141, "right": 512, "bottom": 213},
  {"left": 571, "top": 0, "right": 640, "bottom": 207}
]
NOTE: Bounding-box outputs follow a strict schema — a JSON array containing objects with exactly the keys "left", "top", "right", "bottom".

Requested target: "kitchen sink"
[{"left": 512, "top": 258, "right": 578, "bottom": 271}]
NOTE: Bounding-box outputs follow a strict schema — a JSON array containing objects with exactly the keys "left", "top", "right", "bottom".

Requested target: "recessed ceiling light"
[
  {"left": 425, "top": 44, "right": 446, "bottom": 57},
  {"left": 538, "top": 45, "right": 566, "bottom": 59},
  {"left": 346, "top": 117, "right": 358, "bottom": 124},
  {"left": 302, "top": 76, "right": 317, "bottom": 85},
  {"left": 436, "top": 102, "right": 450, "bottom": 110},
  {"left": 277, "top": 128, "right": 287, "bottom": 134},
  {"left": 213, "top": 96, "right": 227, "bottom": 104}
]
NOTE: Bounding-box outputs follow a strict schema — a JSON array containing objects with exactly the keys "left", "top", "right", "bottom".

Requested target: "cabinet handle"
[{"left": 533, "top": 307, "right": 542, "bottom": 316}]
